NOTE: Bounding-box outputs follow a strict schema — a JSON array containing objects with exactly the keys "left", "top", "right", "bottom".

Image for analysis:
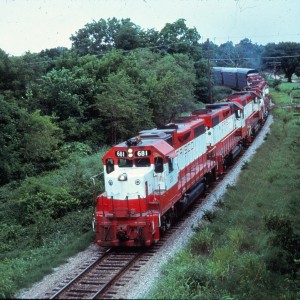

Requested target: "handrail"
[{"left": 90, "top": 173, "right": 104, "bottom": 206}]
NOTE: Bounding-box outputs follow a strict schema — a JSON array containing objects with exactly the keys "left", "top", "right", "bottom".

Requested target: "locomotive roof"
[
  {"left": 113, "top": 137, "right": 176, "bottom": 158},
  {"left": 206, "top": 102, "right": 243, "bottom": 112},
  {"left": 228, "top": 92, "right": 253, "bottom": 104}
]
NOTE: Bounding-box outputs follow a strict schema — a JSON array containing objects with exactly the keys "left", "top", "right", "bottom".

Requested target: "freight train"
[{"left": 93, "top": 68, "right": 270, "bottom": 247}]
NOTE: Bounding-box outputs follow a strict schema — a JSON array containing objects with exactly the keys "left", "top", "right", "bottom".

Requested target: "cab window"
[
  {"left": 106, "top": 158, "right": 114, "bottom": 174},
  {"left": 154, "top": 157, "right": 164, "bottom": 173},
  {"left": 135, "top": 158, "right": 150, "bottom": 167},
  {"left": 118, "top": 159, "right": 133, "bottom": 168},
  {"left": 168, "top": 157, "right": 174, "bottom": 173},
  {"left": 235, "top": 110, "right": 241, "bottom": 118}
]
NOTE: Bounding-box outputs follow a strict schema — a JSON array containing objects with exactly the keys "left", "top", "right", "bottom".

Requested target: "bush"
[
  {"left": 272, "top": 78, "right": 282, "bottom": 90},
  {"left": 202, "top": 209, "right": 217, "bottom": 222},
  {"left": 16, "top": 179, "right": 80, "bottom": 225},
  {"left": 264, "top": 214, "right": 300, "bottom": 275}
]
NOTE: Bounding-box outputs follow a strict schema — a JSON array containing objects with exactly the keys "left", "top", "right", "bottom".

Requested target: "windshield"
[
  {"left": 135, "top": 158, "right": 150, "bottom": 167},
  {"left": 118, "top": 158, "right": 150, "bottom": 168},
  {"left": 118, "top": 159, "right": 133, "bottom": 167}
]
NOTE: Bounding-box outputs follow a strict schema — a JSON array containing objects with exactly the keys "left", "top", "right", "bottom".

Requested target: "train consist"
[{"left": 93, "top": 68, "right": 270, "bottom": 247}]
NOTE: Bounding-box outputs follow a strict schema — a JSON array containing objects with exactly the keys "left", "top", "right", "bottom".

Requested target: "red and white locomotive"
[{"left": 93, "top": 68, "right": 270, "bottom": 247}]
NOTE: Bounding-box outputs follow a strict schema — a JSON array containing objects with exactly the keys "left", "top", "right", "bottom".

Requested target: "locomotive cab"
[{"left": 94, "top": 135, "right": 179, "bottom": 246}]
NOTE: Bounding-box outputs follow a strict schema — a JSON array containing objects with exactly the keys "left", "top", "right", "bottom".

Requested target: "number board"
[
  {"left": 135, "top": 150, "right": 151, "bottom": 157},
  {"left": 115, "top": 151, "right": 127, "bottom": 157}
]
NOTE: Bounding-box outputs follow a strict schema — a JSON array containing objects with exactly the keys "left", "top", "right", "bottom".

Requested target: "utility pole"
[{"left": 207, "top": 38, "right": 212, "bottom": 104}]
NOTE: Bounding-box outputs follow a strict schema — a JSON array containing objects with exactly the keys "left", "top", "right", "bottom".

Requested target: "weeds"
[
  {"left": 214, "top": 198, "right": 225, "bottom": 208},
  {"left": 241, "top": 160, "right": 249, "bottom": 170},
  {"left": 202, "top": 209, "right": 217, "bottom": 223},
  {"left": 189, "top": 228, "right": 214, "bottom": 255},
  {"left": 226, "top": 184, "right": 236, "bottom": 190}
]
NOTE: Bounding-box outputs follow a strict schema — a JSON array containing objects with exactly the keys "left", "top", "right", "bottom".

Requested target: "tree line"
[{"left": 0, "top": 18, "right": 300, "bottom": 185}]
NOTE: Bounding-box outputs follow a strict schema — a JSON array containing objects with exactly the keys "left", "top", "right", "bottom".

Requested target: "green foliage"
[
  {"left": 96, "top": 68, "right": 153, "bottom": 144},
  {"left": 272, "top": 78, "right": 282, "bottom": 90},
  {"left": 189, "top": 227, "right": 214, "bottom": 255},
  {"left": 262, "top": 42, "right": 300, "bottom": 82},
  {"left": 212, "top": 86, "right": 232, "bottom": 102},
  {"left": 208, "top": 39, "right": 264, "bottom": 70},
  {"left": 70, "top": 18, "right": 145, "bottom": 56},
  {"left": 158, "top": 18, "right": 201, "bottom": 60},
  {"left": 202, "top": 209, "right": 217, "bottom": 223},
  {"left": 22, "top": 110, "right": 63, "bottom": 162},
  {"left": 264, "top": 214, "right": 300, "bottom": 275},
  {"left": 17, "top": 181, "right": 79, "bottom": 224},
  {"left": 37, "top": 67, "right": 93, "bottom": 120},
  {"left": 0, "top": 224, "right": 24, "bottom": 252},
  {"left": 0, "top": 147, "right": 106, "bottom": 297},
  {"left": 146, "top": 53, "right": 197, "bottom": 126},
  {"left": 0, "top": 97, "right": 63, "bottom": 184},
  {"left": 0, "top": 227, "right": 93, "bottom": 298},
  {"left": 60, "top": 142, "right": 93, "bottom": 160}
]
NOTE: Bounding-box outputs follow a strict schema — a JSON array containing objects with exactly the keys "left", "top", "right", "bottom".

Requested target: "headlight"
[{"left": 118, "top": 173, "right": 128, "bottom": 181}]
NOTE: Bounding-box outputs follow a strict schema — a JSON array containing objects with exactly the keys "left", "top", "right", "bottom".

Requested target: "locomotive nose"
[{"left": 116, "top": 227, "right": 129, "bottom": 241}]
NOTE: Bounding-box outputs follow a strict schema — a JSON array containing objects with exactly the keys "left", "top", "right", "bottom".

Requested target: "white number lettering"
[
  {"left": 136, "top": 150, "right": 148, "bottom": 157},
  {"left": 116, "top": 151, "right": 126, "bottom": 157}
]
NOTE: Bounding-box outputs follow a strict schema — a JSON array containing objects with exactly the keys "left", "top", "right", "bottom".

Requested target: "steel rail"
[
  {"left": 49, "top": 247, "right": 111, "bottom": 299},
  {"left": 90, "top": 250, "right": 145, "bottom": 299}
]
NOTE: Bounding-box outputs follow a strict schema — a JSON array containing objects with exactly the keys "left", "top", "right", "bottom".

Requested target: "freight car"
[
  {"left": 212, "top": 67, "right": 262, "bottom": 90},
  {"left": 93, "top": 69, "right": 269, "bottom": 247}
]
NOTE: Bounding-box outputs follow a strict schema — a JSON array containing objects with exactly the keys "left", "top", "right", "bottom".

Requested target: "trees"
[
  {"left": 37, "top": 67, "right": 89, "bottom": 120},
  {"left": 0, "top": 96, "right": 63, "bottom": 184},
  {"left": 234, "top": 38, "right": 264, "bottom": 69},
  {"left": 94, "top": 49, "right": 196, "bottom": 143},
  {"left": 209, "top": 39, "right": 263, "bottom": 69},
  {"left": 215, "top": 41, "right": 237, "bottom": 67},
  {"left": 0, "top": 49, "right": 14, "bottom": 93},
  {"left": 70, "top": 18, "right": 145, "bottom": 56},
  {"left": 158, "top": 19, "right": 208, "bottom": 102},
  {"left": 158, "top": 19, "right": 201, "bottom": 59},
  {"left": 70, "top": 17, "right": 209, "bottom": 103},
  {"left": 262, "top": 42, "right": 300, "bottom": 82},
  {"left": 5, "top": 18, "right": 280, "bottom": 183},
  {"left": 96, "top": 70, "right": 153, "bottom": 144},
  {"left": 146, "top": 53, "right": 197, "bottom": 126}
]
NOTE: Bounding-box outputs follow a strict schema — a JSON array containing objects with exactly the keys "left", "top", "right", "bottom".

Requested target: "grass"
[
  {"left": 147, "top": 84, "right": 300, "bottom": 299},
  {"left": 0, "top": 147, "right": 109, "bottom": 298}
]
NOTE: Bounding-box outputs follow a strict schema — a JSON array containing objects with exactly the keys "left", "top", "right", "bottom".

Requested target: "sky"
[{"left": 1, "top": 0, "right": 300, "bottom": 56}]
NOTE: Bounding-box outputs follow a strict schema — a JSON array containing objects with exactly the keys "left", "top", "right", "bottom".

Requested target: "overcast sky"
[{"left": 1, "top": 0, "right": 299, "bottom": 56}]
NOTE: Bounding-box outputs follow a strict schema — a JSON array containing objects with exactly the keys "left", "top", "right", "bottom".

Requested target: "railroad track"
[
  {"left": 48, "top": 247, "right": 145, "bottom": 299},
  {"left": 46, "top": 215, "right": 192, "bottom": 300}
]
